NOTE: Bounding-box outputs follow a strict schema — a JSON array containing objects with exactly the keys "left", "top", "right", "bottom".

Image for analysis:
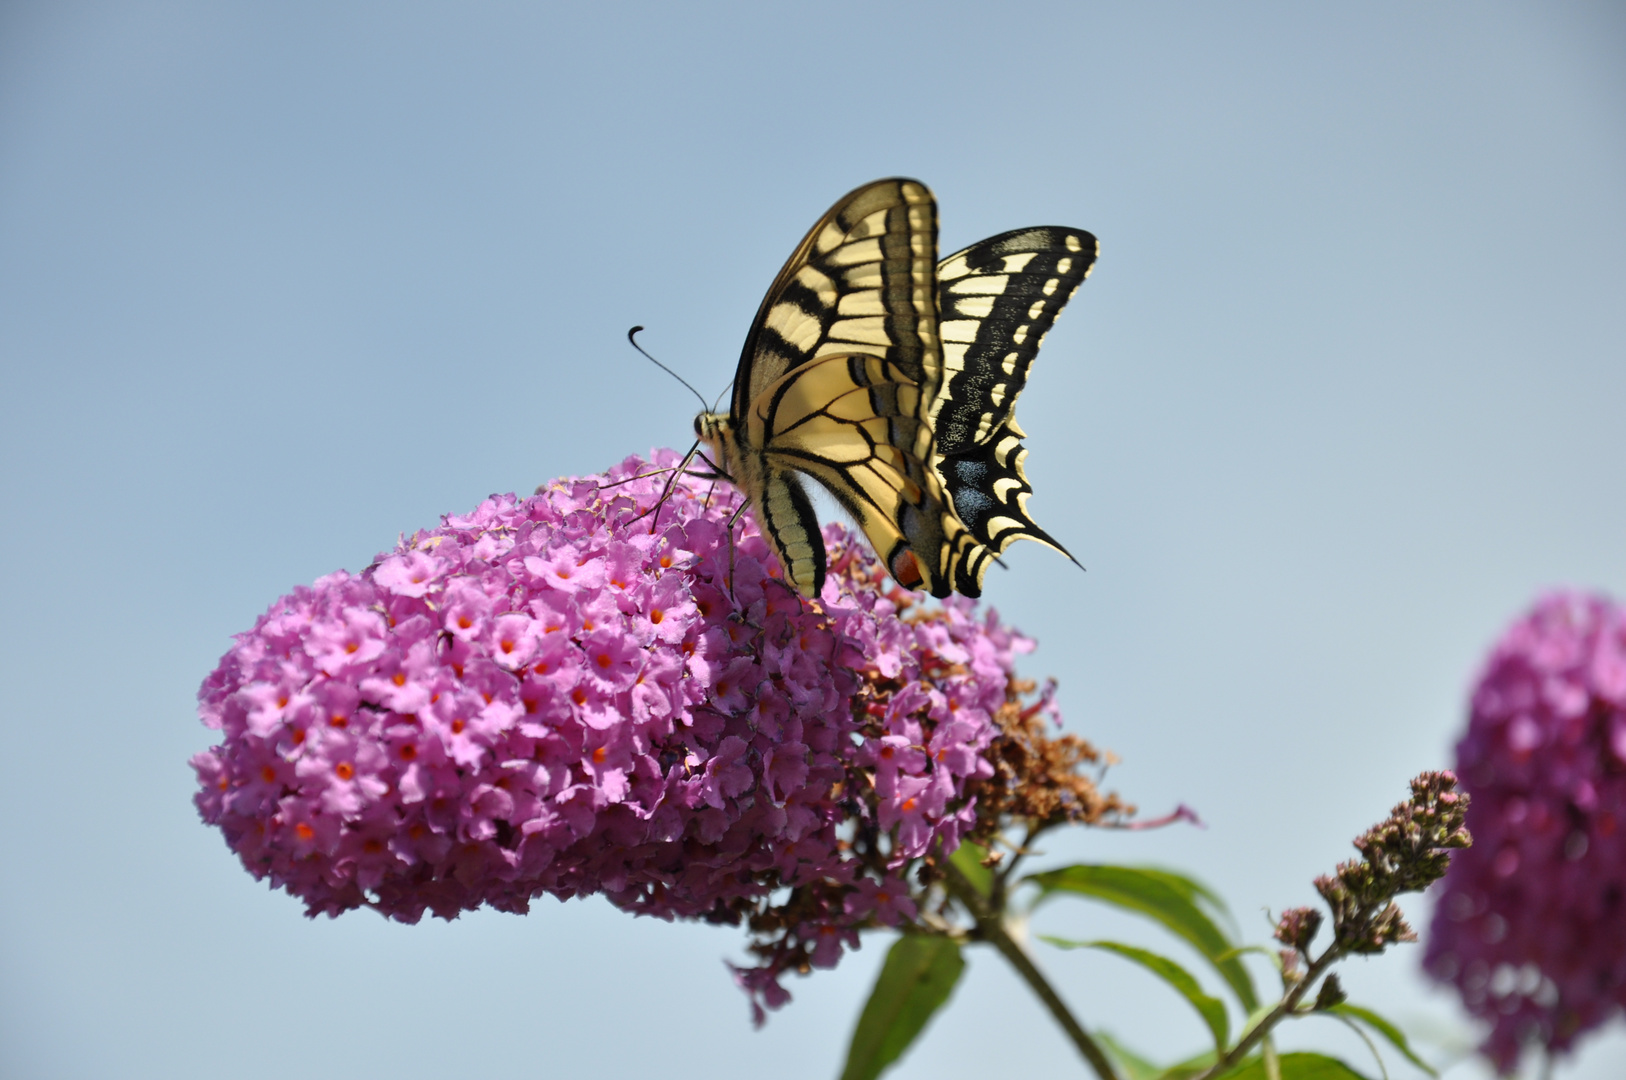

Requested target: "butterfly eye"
[{"left": 693, "top": 415, "right": 706, "bottom": 438}]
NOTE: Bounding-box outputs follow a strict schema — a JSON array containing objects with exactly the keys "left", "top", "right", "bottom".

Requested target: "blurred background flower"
[{"left": 1427, "top": 593, "right": 1626, "bottom": 1071}]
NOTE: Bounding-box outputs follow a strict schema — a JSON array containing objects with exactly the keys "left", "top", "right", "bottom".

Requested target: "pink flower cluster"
[
  {"left": 1426, "top": 592, "right": 1626, "bottom": 1069},
  {"left": 194, "top": 452, "right": 1040, "bottom": 1016}
]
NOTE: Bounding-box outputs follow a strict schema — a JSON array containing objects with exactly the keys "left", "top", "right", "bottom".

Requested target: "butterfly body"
[{"left": 694, "top": 179, "right": 1096, "bottom": 600}]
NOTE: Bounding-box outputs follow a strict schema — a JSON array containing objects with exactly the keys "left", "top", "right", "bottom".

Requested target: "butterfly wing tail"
[{"left": 939, "top": 421, "right": 1077, "bottom": 586}]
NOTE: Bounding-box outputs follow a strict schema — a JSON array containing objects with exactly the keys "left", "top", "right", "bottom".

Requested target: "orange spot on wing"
[{"left": 890, "top": 548, "right": 923, "bottom": 589}]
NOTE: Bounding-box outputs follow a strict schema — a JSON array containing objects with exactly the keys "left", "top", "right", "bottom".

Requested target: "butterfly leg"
[
  {"left": 690, "top": 450, "right": 730, "bottom": 480},
  {"left": 593, "top": 467, "right": 676, "bottom": 492},
  {"left": 722, "top": 499, "right": 751, "bottom": 603},
  {"left": 625, "top": 440, "right": 705, "bottom": 533}
]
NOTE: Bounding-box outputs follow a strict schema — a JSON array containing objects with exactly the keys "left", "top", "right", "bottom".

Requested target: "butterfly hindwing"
[
  {"left": 940, "top": 419, "right": 1074, "bottom": 593},
  {"left": 746, "top": 352, "right": 981, "bottom": 598},
  {"left": 756, "top": 470, "right": 827, "bottom": 598}
]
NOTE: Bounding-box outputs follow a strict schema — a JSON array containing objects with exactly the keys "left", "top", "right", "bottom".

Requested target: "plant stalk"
[
  {"left": 1191, "top": 947, "right": 1343, "bottom": 1080},
  {"left": 941, "top": 860, "right": 1120, "bottom": 1080}
]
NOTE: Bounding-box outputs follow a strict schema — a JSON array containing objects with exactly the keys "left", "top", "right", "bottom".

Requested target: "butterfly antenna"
[{"left": 627, "top": 326, "right": 709, "bottom": 412}]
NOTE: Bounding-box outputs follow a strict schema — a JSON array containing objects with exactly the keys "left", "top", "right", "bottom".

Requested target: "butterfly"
[{"left": 693, "top": 178, "right": 1096, "bottom": 600}]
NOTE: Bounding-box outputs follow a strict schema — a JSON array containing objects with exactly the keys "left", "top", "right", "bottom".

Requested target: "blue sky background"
[{"left": 2, "top": 3, "right": 1622, "bottom": 1078}]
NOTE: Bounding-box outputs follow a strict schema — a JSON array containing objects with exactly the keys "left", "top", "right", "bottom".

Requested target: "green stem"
[
  {"left": 1191, "top": 947, "right": 1343, "bottom": 1080},
  {"left": 941, "top": 860, "right": 1120, "bottom": 1080}
]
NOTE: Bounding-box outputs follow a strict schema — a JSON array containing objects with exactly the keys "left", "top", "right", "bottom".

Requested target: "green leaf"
[
  {"left": 1216, "top": 944, "right": 1282, "bottom": 968},
  {"left": 1159, "top": 1055, "right": 1222, "bottom": 1080},
  {"left": 1090, "top": 1032, "right": 1219, "bottom": 1080},
  {"left": 1092, "top": 1031, "right": 1169, "bottom": 1080},
  {"left": 1131, "top": 867, "right": 1239, "bottom": 934},
  {"left": 1328, "top": 1004, "right": 1437, "bottom": 1077},
  {"left": 1042, "top": 937, "right": 1230, "bottom": 1054},
  {"left": 1028, "top": 864, "right": 1259, "bottom": 1011},
  {"left": 948, "top": 840, "right": 994, "bottom": 899},
  {"left": 839, "top": 936, "right": 966, "bottom": 1080},
  {"left": 1213, "top": 1052, "right": 1374, "bottom": 1080}
]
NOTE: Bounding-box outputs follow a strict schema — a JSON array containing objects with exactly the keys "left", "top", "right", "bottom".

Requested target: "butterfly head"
[{"left": 694, "top": 411, "right": 728, "bottom": 443}]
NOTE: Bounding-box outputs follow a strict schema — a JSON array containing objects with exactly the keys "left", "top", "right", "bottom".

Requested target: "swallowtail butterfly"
[{"left": 693, "top": 178, "right": 1095, "bottom": 599}]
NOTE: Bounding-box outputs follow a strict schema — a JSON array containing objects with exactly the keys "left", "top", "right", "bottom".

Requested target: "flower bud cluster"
[
  {"left": 1308, "top": 771, "right": 1468, "bottom": 956},
  {"left": 1272, "top": 906, "right": 1322, "bottom": 954},
  {"left": 192, "top": 452, "right": 1052, "bottom": 1019},
  {"left": 1311, "top": 971, "right": 1347, "bottom": 1011},
  {"left": 1426, "top": 592, "right": 1626, "bottom": 1070}
]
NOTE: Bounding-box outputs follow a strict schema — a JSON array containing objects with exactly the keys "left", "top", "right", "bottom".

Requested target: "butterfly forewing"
[
  {"left": 734, "top": 178, "right": 943, "bottom": 424},
  {"left": 934, "top": 227, "right": 1097, "bottom": 454}
]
